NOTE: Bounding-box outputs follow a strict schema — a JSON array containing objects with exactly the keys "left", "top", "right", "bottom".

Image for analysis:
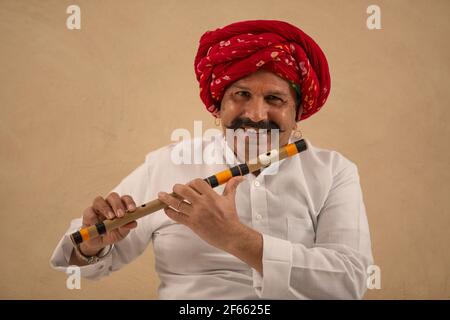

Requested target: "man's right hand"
[{"left": 77, "top": 192, "right": 138, "bottom": 257}]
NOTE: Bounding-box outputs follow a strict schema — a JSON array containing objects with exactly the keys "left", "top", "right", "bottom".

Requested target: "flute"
[{"left": 70, "top": 139, "right": 307, "bottom": 246}]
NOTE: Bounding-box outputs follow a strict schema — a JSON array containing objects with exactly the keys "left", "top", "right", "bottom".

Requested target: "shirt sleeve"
[
  {"left": 49, "top": 162, "right": 154, "bottom": 280},
  {"left": 252, "top": 162, "right": 374, "bottom": 299}
]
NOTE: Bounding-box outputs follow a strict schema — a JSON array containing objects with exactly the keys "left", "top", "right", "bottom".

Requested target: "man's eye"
[
  {"left": 236, "top": 91, "right": 250, "bottom": 98},
  {"left": 266, "top": 95, "right": 282, "bottom": 101}
]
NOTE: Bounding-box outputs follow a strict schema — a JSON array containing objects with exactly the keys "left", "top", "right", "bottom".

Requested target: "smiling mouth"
[{"left": 238, "top": 127, "right": 272, "bottom": 132}]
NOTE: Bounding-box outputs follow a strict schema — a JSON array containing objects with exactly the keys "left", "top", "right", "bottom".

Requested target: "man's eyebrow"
[
  {"left": 266, "top": 90, "right": 288, "bottom": 97},
  {"left": 229, "top": 84, "right": 250, "bottom": 90},
  {"left": 230, "top": 84, "right": 288, "bottom": 97}
]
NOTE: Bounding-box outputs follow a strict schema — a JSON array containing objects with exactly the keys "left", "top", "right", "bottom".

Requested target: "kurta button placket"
[{"left": 250, "top": 177, "right": 269, "bottom": 233}]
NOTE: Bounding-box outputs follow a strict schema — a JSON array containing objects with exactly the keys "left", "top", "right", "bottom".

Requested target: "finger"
[
  {"left": 120, "top": 221, "right": 138, "bottom": 230},
  {"left": 158, "top": 192, "right": 193, "bottom": 215},
  {"left": 106, "top": 192, "right": 127, "bottom": 218},
  {"left": 82, "top": 206, "right": 102, "bottom": 227},
  {"left": 223, "top": 176, "right": 246, "bottom": 198},
  {"left": 111, "top": 228, "right": 130, "bottom": 241},
  {"left": 107, "top": 222, "right": 137, "bottom": 243},
  {"left": 93, "top": 196, "right": 115, "bottom": 219},
  {"left": 121, "top": 195, "right": 137, "bottom": 212},
  {"left": 177, "top": 200, "right": 192, "bottom": 214},
  {"left": 163, "top": 206, "right": 189, "bottom": 225},
  {"left": 173, "top": 183, "right": 201, "bottom": 203},
  {"left": 157, "top": 191, "right": 179, "bottom": 207},
  {"left": 188, "top": 178, "right": 217, "bottom": 198}
]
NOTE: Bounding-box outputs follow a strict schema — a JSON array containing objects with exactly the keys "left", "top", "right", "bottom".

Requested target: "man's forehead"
[{"left": 229, "top": 80, "right": 291, "bottom": 96}]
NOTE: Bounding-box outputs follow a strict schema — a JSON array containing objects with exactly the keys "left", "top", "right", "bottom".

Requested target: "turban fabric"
[{"left": 194, "top": 20, "right": 331, "bottom": 121}]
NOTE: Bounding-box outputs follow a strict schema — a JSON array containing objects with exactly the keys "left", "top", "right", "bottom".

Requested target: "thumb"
[{"left": 223, "top": 176, "right": 245, "bottom": 198}]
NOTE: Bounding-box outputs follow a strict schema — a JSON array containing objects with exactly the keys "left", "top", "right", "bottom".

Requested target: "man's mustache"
[{"left": 225, "top": 117, "right": 284, "bottom": 132}]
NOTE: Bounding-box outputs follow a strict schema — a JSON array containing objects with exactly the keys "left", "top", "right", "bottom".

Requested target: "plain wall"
[{"left": 0, "top": 0, "right": 449, "bottom": 299}]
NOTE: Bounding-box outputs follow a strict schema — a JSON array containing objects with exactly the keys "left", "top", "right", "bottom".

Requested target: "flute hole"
[{"left": 141, "top": 204, "right": 146, "bottom": 207}]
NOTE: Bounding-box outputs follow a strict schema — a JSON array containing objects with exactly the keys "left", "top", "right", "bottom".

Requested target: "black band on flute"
[
  {"left": 204, "top": 175, "right": 219, "bottom": 188},
  {"left": 95, "top": 222, "right": 107, "bottom": 235},
  {"left": 71, "top": 231, "right": 83, "bottom": 245},
  {"left": 230, "top": 165, "right": 241, "bottom": 177},
  {"left": 238, "top": 163, "right": 250, "bottom": 175},
  {"left": 294, "top": 139, "right": 307, "bottom": 153}
]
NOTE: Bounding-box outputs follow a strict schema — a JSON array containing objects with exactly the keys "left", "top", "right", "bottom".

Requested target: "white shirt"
[{"left": 50, "top": 134, "right": 373, "bottom": 299}]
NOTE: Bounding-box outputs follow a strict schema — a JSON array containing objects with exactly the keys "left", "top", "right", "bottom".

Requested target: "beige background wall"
[{"left": 0, "top": 0, "right": 449, "bottom": 299}]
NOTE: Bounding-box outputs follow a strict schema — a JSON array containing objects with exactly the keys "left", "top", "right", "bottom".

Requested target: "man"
[{"left": 50, "top": 20, "right": 373, "bottom": 299}]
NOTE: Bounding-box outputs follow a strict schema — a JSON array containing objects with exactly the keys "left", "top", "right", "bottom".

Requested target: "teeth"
[{"left": 240, "top": 128, "right": 269, "bottom": 133}]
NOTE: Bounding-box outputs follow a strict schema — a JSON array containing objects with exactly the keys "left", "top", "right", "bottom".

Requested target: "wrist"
[
  {"left": 224, "top": 222, "right": 254, "bottom": 253},
  {"left": 224, "top": 223, "right": 263, "bottom": 273},
  {"left": 72, "top": 242, "right": 114, "bottom": 265},
  {"left": 79, "top": 243, "right": 102, "bottom": 257}
]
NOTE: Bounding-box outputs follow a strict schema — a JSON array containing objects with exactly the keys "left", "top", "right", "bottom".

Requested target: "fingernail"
[
  {"left": 108, "top": 211, "right": 115, "bottom": 219},
  {"left": 128, "top": 204, "right": 135, "bottom": 211},
  {"left": 158, "top": 192, "right": 165, "bottom": 198},
  {"left": 118, "top": 208, "right": 125, "bottom": 217}
]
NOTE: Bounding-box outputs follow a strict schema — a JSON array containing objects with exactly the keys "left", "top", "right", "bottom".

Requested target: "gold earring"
[
  {"left": 292, "top": 126, "right": 303, "bottom": 139},
  {"left": 214, "top": 117, "right": 221, "bottom": 126}
]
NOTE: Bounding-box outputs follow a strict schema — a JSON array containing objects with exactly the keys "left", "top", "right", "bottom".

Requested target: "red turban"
[{"left": 194, "top": 20, "right": 331, "bottom": 121}]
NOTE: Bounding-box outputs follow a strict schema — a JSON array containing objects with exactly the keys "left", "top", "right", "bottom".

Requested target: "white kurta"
[{"left": 50, "top": 134, "right": 373, "bottom": 299}]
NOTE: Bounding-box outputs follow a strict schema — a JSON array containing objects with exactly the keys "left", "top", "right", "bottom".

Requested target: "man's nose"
[{"left": 243, "top": 96, "right": 269, "bottom": 123}]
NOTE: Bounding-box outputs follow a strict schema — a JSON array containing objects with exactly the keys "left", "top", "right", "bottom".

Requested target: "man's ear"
[{"left": 295, "top": 104, "right": 303, "bottom": 121}]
